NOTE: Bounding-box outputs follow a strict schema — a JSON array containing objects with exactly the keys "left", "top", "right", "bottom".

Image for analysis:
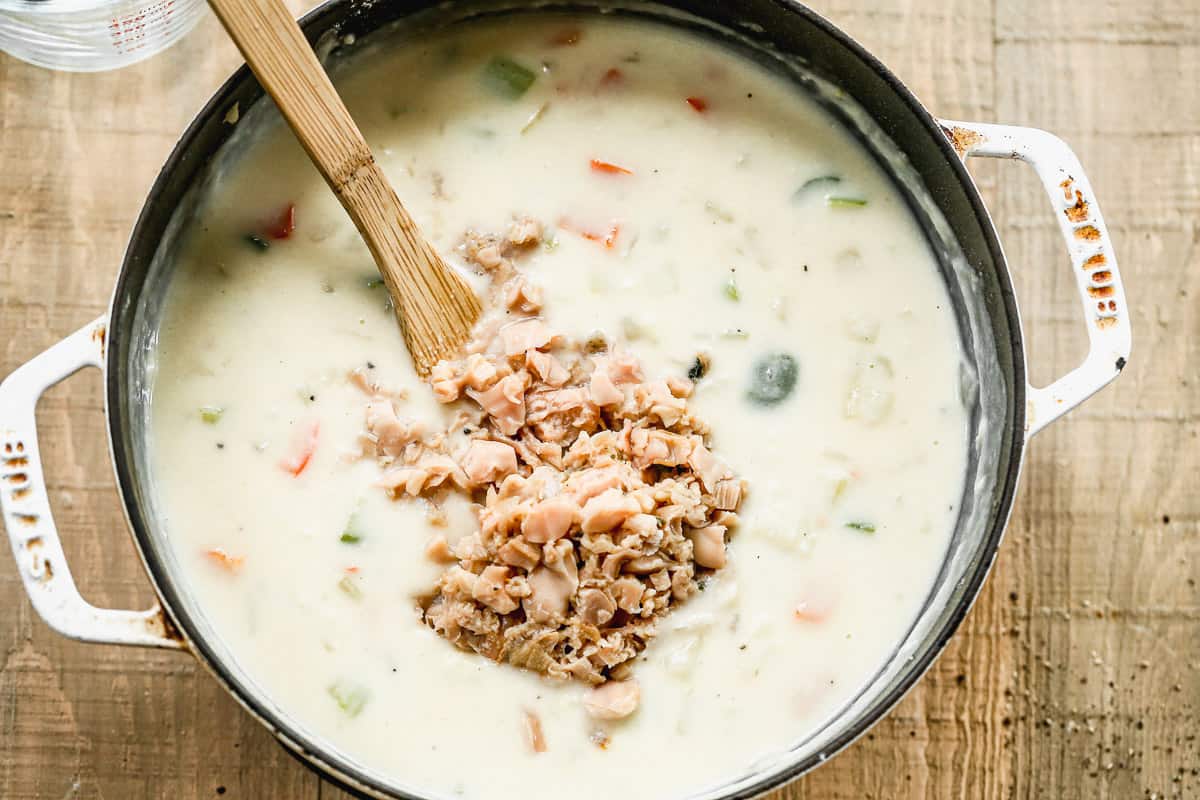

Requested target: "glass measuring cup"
[{"left": 0, "top": 0, "right": 206, "bottom": 71}]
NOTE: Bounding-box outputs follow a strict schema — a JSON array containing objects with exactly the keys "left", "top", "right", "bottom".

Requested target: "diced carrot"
[
  {"left": 793, "top": 591, "right": 835, "bottom": 623},
  {"left": 686, "top": 96, "right": 708, "bottom": 113},
  {"left": 559, "top": 217, "right": 620, "bottom": 249},
  {"left": 599, "top": 67, "right": 623, "bottom": 87},
  {"left": 267, "top": 203, "right": 296, "bottom": 239},
  {"left": 524, "top": 709, "right": 548, "bottom": 753},
  {"left": 597, "top": 223, "right": 620, "bottom": 249},
  {"left": 205, "top": 547, "right": 244, "bottom": 573},
  {"left": 589, "top": 159, "right": 633, "bottom": 176},
  {"left": 549, "top": 27, "right": 581, "bottom": 46},
  {"left": 280, "top": 419, "right": 320, "bottom": 476},
  {"left": 345, "top": 565, "right": 360, "bottom": 574}
]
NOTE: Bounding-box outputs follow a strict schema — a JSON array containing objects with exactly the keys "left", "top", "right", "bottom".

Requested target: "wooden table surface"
[{"left": 1, "top": 1, "right": 1196, "bottom": 797}]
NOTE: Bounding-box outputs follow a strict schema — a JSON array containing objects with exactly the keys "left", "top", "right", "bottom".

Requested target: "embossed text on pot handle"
[
  {"left": 0, "top": 319, "right": 183, "bottom": 648},
  {"left": 940, "top": 119, "right": 1132, "bottom": 438}
]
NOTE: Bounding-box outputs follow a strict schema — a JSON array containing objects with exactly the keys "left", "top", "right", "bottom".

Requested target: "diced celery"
[
  {"left": 328, "top": 680, "right": 368, "bottom": 716},
  {"left": 482, "top": 56, "right": 537, "bottom": 99},
  {"left": 341, "top": 511, "right": 364, "bottom": 544}
]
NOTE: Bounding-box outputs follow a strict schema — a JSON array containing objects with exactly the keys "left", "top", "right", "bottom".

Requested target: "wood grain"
[
  {"left": 208, "top": 0, "right": 481, "bottom": 376},
  {"left": 1, "top": 1, "right": 1196, "bottom": 798}
]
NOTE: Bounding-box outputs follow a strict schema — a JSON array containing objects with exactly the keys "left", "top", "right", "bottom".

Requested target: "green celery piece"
[
  {"left": 328, "top": 680, "right": 368, "bottom": 716},
  {"left": 483, "top": 56, "right": 537, "bottom": 99},
  {"left": 341, "top": 511, "right": 364, "bottom": 544}
]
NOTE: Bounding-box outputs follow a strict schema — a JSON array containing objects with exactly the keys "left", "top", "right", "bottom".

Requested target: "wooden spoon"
[{"left": 208, "top": 0, "right": 481, "bottom": 376}]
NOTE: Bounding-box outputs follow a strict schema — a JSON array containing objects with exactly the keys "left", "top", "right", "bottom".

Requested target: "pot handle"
[
  {"left": 938, "top": 119, "right": 1131, "bottom": 438},
  {"left": 0, "top": 318, "right": 183, "bottom": 649}
]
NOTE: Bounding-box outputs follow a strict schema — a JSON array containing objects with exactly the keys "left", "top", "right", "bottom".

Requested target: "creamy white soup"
[{"left": 150, "top": 14, "right": 968, "bottom": 800}]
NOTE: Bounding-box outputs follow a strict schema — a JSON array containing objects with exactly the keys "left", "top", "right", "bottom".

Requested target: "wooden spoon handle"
[{"left": 207, "top": 0, "right": 480, "bottom": 373}]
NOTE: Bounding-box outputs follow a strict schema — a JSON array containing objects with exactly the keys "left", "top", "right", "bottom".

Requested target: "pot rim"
[{"left": 104, "top": 2, "right": 1027, "bottom": 798}]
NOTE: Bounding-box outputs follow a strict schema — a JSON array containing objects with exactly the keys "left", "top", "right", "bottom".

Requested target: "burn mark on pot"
[
  {"left": 14, "top": 513, "right": 37, "bottom": 527},
  {"left": 940, "top": 124, "right": 984, "bottom": 158},
  {"left": 152, "top": 604, "right": 186, "bottom": 645},
  {"left": 1064, "top": 190, "right": 1089, "bottom": 223},
  {"left": 91, "top": 322, "right": 107, "bottom": 359},
  {"left": 1085, "top": 250, "right": 1119, "bottom": 325},
  {"left": 1060, "top": 177, "right": 1075, "bottom": 201},
  {"left": 27, "top": 539, "right": 53, "bottom": 581},
  {"left": 1, "top": 441, "right": 31, "bottom": 506},
  {"left": 1074, "top": 225, "right": 1101, "bottom": 241}
]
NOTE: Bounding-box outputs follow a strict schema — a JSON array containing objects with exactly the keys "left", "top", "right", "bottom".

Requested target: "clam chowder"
[{"left": 149, "top": 15, "right": 969, "bottom": 800}]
